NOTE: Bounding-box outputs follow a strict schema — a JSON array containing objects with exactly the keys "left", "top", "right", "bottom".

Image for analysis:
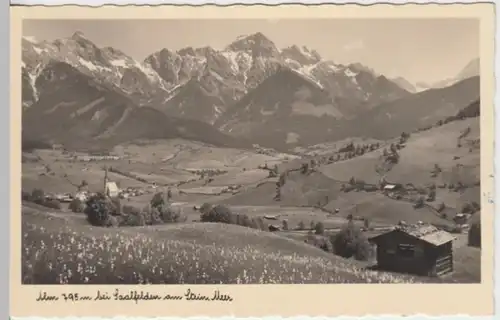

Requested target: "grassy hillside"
[
  {"left": 23, "top": 208, "right": 419, "bottom": 284},
  {"left": 319, "top": 116, "right": 480, "bottom": 210},
  {"left": 341, "top": 76, "right": 480, "bottom": 140}
]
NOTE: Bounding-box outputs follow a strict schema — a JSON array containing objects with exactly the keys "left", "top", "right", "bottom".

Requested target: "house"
[
  {"left": 383, "top": 184, "right": 401, "bottom": 192},
  {"left": 268, "top": 224, "right": 281, "bottom": 232},
  {"left": 264, "top": 215, "right": 279, "bottom": 220},
  {"left": 368, "top": 224, "right": 456, "bottom": 277}
]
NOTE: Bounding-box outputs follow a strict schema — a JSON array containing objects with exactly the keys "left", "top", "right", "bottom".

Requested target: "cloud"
[{"left": 343, "top": 40, "right": 364, "bottom": 51}]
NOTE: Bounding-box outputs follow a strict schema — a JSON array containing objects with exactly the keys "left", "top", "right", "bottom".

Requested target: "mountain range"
[{"left": 21, "top": 31, "right": 480, "bottom": 151}]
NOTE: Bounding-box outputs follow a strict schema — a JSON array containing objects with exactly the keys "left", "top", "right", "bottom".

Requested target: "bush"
[
  {"left": 254, "top": 217, "right": 267, "bottom": 231},
  {"left": 471, "top": 201, "right": 480, "bottom": 213},
  {"left": 436, "top": 202, "right": 446, "bottom": 213},
  {"left": 42, "top": 199, "right": 62, "bottom": 210},
  {"left": 151, "top": 192, "right": 167, "bottom": 209},
  {"left": 158, "top": 204, "right": 182, "bottom": 223},
  {"left": 468, "top": 216, "right": 481, "bottom": 248},
  {"left": 427, "top": 189, "right": 436, "bottom": 202},
  {"left": 363, "top": 218, "right": 371, "bottom": 229},
  {"left": 31, "top": 188, "right": 45, "bottom": 204},
  {"left": 331, "top": 221, "right": 372, "bottom": 261},
  {"left": 297, "top": 221, "right": 306, "bottom": 230},
  {"left": 201, "top": 205, "right": 233, "bottom": 224},
  {"left": 277, "top": 173, "right": 286, "bottom": 187},
  {"left": 238, "top": 214, "right": 253, "bottom": 228},
  {"left": 84, "top": 193, "right": 115, "bottom": 227},
  {"left": 144, "top": 206, "right": 164, "bottom": 225},
  {"left": 119, "top": 205, "right": 146, "bottom": 227},
  {"left": 461, "top": 203, "right": 473, "bottom": 214},
  {"left": 282, "top": 220, "right": 289, "bottom": 231},
  {"left": 107, "top": 215, "right": 120, "bottom": 228},
  {"left": 314, "top": 222, "right": 325, "bottom": 235},
  {"left": 413, "top": 197, "right": 425, "bottom": 209},
  {"left": 22, "top": 190, "right": 32, "bottom": 202},
  {"left": 121, "top": 213, "right": 146, "bottom": 227},
  {"left": 69, "top": 198, "right": 85, "bottom": 213},
  {"left": 300, "top": 163, "right": 309, "bottom": 174},
  {"left": 199, "top": 202, "right": 213, "bottom": 215}
]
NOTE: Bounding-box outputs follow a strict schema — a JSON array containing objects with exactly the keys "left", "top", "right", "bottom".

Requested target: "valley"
[{"left": 21, "top": 29, "right": 482, "bottom": 285}]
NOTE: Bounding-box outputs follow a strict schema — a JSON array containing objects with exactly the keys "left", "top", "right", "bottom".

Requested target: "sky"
[{"left": 23, "top": 19, "right": 479, "bottom": 84}]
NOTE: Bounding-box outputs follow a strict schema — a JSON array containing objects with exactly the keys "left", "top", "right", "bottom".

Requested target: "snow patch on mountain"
[
  {"left": 23, "top": 36, "right": 39, "bottom": 44},
  {"left": 220, "top": 51, "right": 240, "bottom": 74}
]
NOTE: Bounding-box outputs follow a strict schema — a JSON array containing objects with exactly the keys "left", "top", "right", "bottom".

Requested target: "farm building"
[
  {"left": 268, "top": 224, "right": 281, "bottom": 232},
  {"left": 368, "top": 224, "right": 456, "bottom": 277},
  {"left": 453, "top": 213, "right": 469, "bottom": 225},
  {"left": 383, "top": 183, "right": 403, "bottom": 193}
]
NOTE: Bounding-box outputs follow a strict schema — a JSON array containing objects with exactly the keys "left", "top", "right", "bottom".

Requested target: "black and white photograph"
[{"left": 21, "top": 17, "right": 482, "bottom": 285}]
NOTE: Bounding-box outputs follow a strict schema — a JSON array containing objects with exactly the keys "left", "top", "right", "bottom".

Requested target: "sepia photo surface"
[{"left": 11, "top": 3, "right": 495, "bottom": 318}]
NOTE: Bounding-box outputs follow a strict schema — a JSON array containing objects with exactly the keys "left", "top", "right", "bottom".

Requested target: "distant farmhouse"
[{"left": 369, "top": 224, "right": 456, "bottom": 277}]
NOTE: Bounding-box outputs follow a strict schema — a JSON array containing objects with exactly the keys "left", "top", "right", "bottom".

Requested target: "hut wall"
[{"left": 375, "top": 232, "right": 437, "bottom": 276}]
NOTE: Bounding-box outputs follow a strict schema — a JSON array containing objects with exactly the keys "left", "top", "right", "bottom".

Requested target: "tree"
[
  {"left": 255, "top": 217, "right": 267, "bottom": 231},
  {"left": 31, "top": 188, "right": 45, "bottom": 204},
  {"left": 461, "top": 203, "right": 473, "bottom": 214},
  {"left": 78, "top": 179, "right": 89, "bottom": 190},
  {"left": 310, "top": 159, "right": 316, "bottom": 169},
  {"left": 84, "top": 193, "right": 113, "bottom": 227},
  {"left": 433, "top": 164, "right": 442, "bottom": 173},
  {"left": 274, "top": 188, "right": 281, "bottom": 201},
  {"left": 199, "top": 202, "right": 213, "bottom": 215},
  {"left": 150, "top": 192, "right": 167, "bottom": 209},
  {"left": 414, "top": 196, "right": 425, "bottom": 209},
  {"left": 314, "top": 222, "right": 325, "bottom": 235},
  {"left": 363, "top": 218, "right": 371, "bottom": 229},
  {"left": 239, "top": 214, "right": 252, "bottom": 228},
  {"left": 310, "top": 221, "right": 315, "bottom": 230},
  {"left": 390, "top": 143, "right": 397, "bottom": 154},
  {"left": 297, "top": 221, "right": 306, "bottom": 230},
  {"left": 331, "top": 221, "right": 372, "bottom": 261},
  {"left": 468, "top": 214, "right": 481, "bottom": 248},
  {"left": 349, "top": 177, "right": 356, "bottom": 186},
  {"left": 277, "top": 172, "right": 287, "bottom": 187},
  {"left": 282, "top": 220, "right": 289, "bottom": 231},
  {"left": 301, "top": 163, "right": 309, "bottom": 174},
  {"left": 200, "top": 205, "right": 233, "bottom": 224},
  {"left": 69, "top": 198, "right": 85, "bottom": 213},
  {"left": 427, "top": 189, "right": 436, "bottom": 202},
  {"left": 400, "top": 132, "right": 410, "bottom": 144},
  {"left": 436, "top": 202, "right": 446, "bottom": 212},
  {"left": 157, "top": 203, "right": 182, "bottom": 223}
]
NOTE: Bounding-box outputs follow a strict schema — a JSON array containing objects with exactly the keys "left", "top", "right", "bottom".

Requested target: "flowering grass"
[{"left": 22, "top": 209, "right": 423, "bottom": 284}]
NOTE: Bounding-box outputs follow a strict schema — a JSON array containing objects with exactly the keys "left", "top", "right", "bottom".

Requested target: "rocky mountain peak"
[
  {"left": 177, "top": 46, "right": 197, "bottom": 56},
  {"left": 226, "top": 32, "right": 280, "bottom": 58},
  {"left": 281, "top": 44, "right": 321, "bottom": 65},
  {"left": 71, "top": 31, "right": 86, "bottom": 40}
]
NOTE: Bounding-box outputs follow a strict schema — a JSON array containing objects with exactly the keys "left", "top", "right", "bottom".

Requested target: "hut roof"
[{"left": 369, "top": 224, "right": 456, "bottom": 247}]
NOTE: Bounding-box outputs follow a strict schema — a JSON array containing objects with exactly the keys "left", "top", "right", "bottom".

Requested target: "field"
[{"left": 21, "top": 119, "right": 482, "bottom": 284}]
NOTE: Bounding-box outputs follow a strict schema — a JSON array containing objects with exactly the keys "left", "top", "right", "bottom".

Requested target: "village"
[{"left": 23, "top": 154, "right": 478, "bottom": 280}]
